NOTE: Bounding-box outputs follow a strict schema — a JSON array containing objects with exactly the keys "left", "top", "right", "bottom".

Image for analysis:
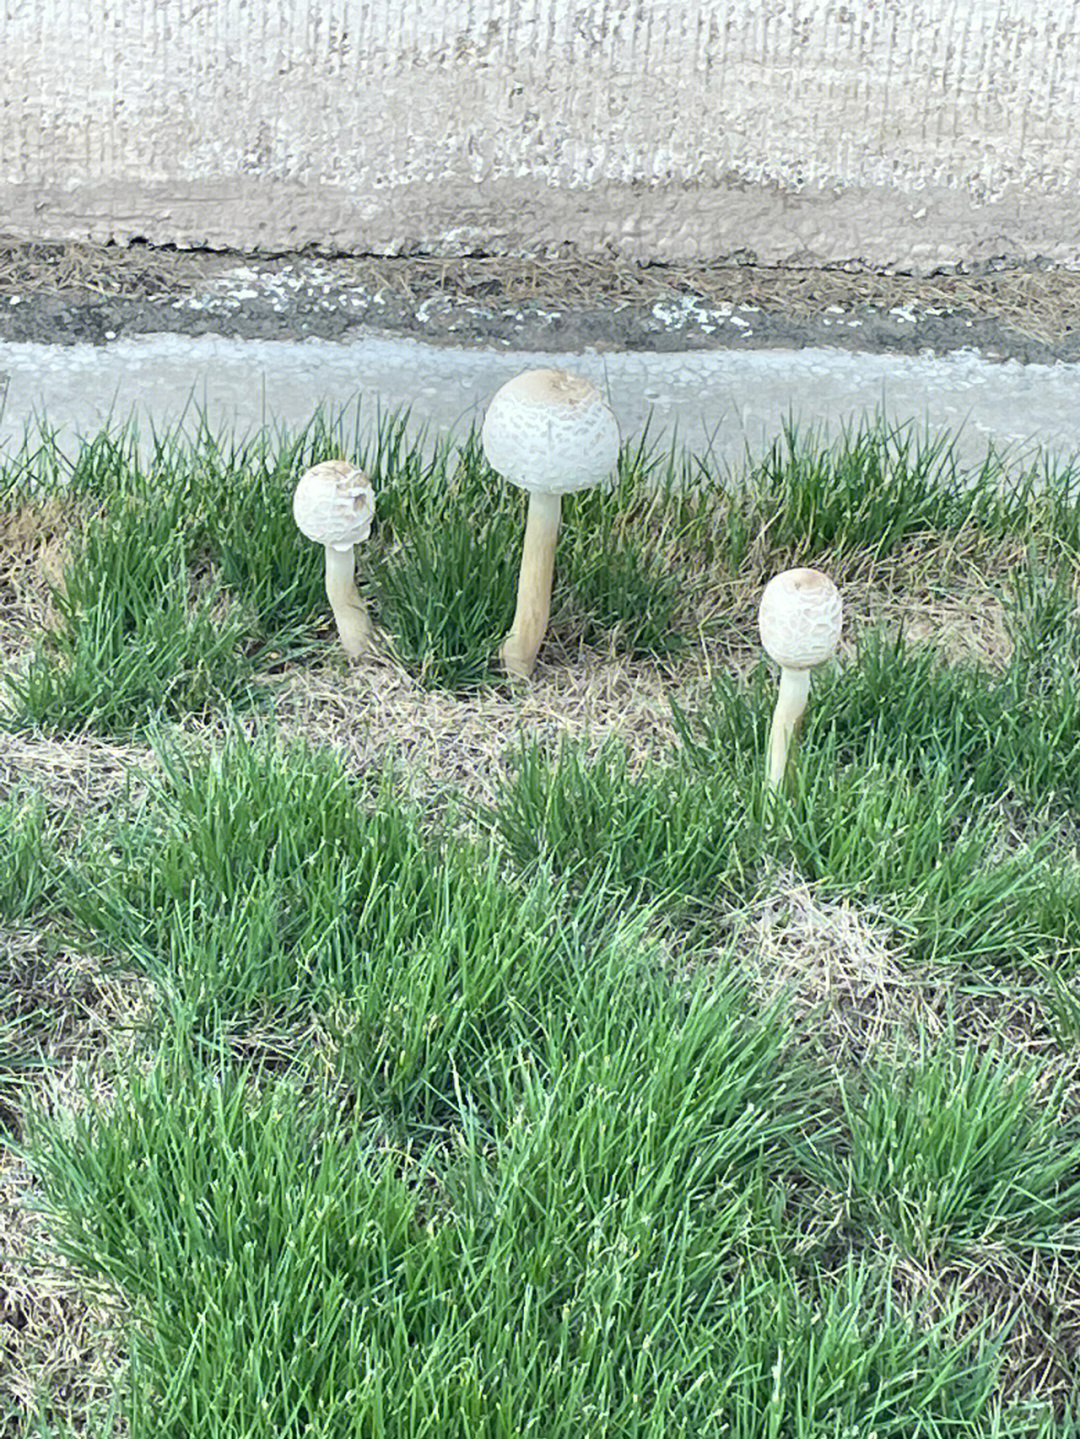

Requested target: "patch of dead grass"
[
  {"left": 891, "top": 1248, "right": 1080, "bottom": 1420},
  {"left": 0, "top": 239, "right": 194, "bottom": 299},
  {"left": 240, "top": 646, "right": 703, "bottom": 807},
  {"left": 1, "top": 1144, "right": 129, "bottom": 1439},
  {"left": 1, "top": 927, "right": 153, "bottom": 1066},
  {"left": 727, "top": 870, "right": 943, "bottom": 1065},
  {"left": 727, "top": 868, "right": 1080, "bottom": 1075},
  {"left": 0, "top": 500, "right": 73, "bottom": 661},
  {"left": 841, "top": 530, "right": 1025, "bottom": 669},
  {"left": 0, "top": 732, "right": 152, "bottom": 813},
  {"left": 723, "top": 874, "right": 1080, "bottom": 1416}
]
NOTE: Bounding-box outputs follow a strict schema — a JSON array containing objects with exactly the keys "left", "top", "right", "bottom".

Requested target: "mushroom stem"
[
  {"left": 766, "top": 667, "right": 812, "bottom": 790},
  {"left": 324, "top": 546, "right": 372, "bottom": 659},
  {"left": 500, "top": 489, "right": 563, "bottom": 679}
]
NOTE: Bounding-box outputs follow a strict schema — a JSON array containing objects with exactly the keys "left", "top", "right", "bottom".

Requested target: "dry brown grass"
[
  {"left": 0, "top": 731, "right": 152, "bottom": 814},
  {"left": 0, "top": 927, "right": 153, "bottom": 1067},
  {"left": 1, "top": 1143, "right": 129, "bottom": 1439},
  {"left": 0, "top": 500, "right": 73, "bottom": 658},
  {"left": 251, "top": 531, "right": 1023, "bottom": 807},
  {"left": 722, "top": 870, "right": 1080, "bottom": 1417},
  {"left": 727, "top": 870, "right": 941, "bottom": 1066},
  {"left": 890, "top": 1247, "right": 1080, "bottom": 1417},
  {"left": 0, "top": 240, "right": 193, "bottom": 298},
  {"left": 328, "top": 254, "right": 1080, "bottom": 346},
  {"left": 719, "top": 864, "right": 1080, "bottom": 1077},
  {"left": 842, "top": 531, "right": 1024, "bottom": 669},
  {"left": 236, "top": 646, "right": 698, "bottom": 809},
  {"left": 0, "top": 525, "right": 1027, "bottom": 815}
]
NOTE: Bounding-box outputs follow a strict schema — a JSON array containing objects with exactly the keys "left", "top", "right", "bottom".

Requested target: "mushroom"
[
  {"left": 481, "top": 368, "right": 620, "bottom": 678},
  {"left": 757, "top": 568, "right": 843, "bottom": 790},
  {"left": 292, "top": 459, "right": 376, "bottom": 659}
]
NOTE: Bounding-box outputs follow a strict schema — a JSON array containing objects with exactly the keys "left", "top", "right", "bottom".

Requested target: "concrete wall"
[{"left": 3, "top": 1, "right": 1080, "bottom": 270}]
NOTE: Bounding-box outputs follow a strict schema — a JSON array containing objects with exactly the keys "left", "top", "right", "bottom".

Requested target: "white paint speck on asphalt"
[{"left": 1, "top": 332, "right": 1079, "bottom": 474}]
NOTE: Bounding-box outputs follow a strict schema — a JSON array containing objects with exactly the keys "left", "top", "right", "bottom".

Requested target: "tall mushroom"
[
  {"left": 481, "top": 368, "right": 620, "bottom": 679},
  {"left": 292, "top": 460, "right": 376, "bottom": 659},
  {"left": 757, "top": 568, "right": 843, "bottom": 790}
]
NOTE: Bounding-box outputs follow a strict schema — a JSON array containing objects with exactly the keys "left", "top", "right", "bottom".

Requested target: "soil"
[{"left": 1, "top": 242, "right": 1079, "bottom": 361}]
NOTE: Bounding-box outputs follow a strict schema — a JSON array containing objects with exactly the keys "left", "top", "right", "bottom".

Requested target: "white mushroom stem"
[
  {"left": 766, "top": 667, "right": 812, "bottom": 790},
  {"left": 324, "top": 546, "right": 372, "bottom": 659},
  {"left": 500, "top": 489, "right": 562, "bottom": 679}
]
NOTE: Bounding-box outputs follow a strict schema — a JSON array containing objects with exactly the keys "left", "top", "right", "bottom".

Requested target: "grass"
[
  {"left": 1, "top": 414, "right": 727, "bottom": 718},
  {"left": 800, "top": 1035, "right": 1080, "bottom": 1265},
  {"left": 491, "top": 686, "right": 1080, "bottom": 970},
  {"left": 3, "top": 410, "right": 1079, "bottom": 727},
  {"left": 61, "top": 734, "right": 612, "bottom": 1128},
  {"left": 22, "top": 968, "right": 1013, "bottom": 1439},
  {"left": 364, "top": 433, "right": 521, "bottom": 688},
  {"left": 9, "top": 492, "right": 260, "bottom": 733},
  {"left": 4, "top": 410, "right": 1080, "bottom": 1435},
  {"left": 740, "top": 416, "right": 1074, "bottom": 563},
  {"left": 0, "top": 789, "right": 65, "bottom": 921},
  {"left": 486, "top": 734, "right": 756, "bottom": 920}
]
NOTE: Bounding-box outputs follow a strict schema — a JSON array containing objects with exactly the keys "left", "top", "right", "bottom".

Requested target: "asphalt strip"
[{"left": 2, "top": 331, "right": 1079, "bottom": 475}]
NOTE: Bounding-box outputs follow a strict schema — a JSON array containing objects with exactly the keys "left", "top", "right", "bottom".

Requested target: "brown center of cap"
[{"left": 504, "top": 367, "right": 600, "bottom": 407}]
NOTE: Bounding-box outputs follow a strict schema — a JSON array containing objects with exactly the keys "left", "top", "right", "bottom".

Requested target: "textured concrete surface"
[
  {"left": 3, "top": 2, "right": 1080, "bottom": 268},
  {"left": 2, "top": 332, "right": 1078, "bottom": 473}
]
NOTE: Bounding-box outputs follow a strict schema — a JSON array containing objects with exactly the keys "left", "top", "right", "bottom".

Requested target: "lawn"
[{"left": 1, "top": 410, "right": 1080, "bottom": 1437}]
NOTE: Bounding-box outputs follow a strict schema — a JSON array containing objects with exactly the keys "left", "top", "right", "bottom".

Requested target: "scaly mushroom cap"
[
  {"left": 758, "top": 568, "right": 843, "bottom": 670},
  {"left": 481, "top": 368, "right": 620, "bottom": 496},
  {"left": 293, "top": 461, "right": 375, "bottom": 552}
]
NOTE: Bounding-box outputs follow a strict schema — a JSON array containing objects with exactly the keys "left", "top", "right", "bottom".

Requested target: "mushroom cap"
[
  {"left": 293, "top": 461, "right": 375, "bottom": 552},
  {"left": 481, "top": 368, "right": 620, "bottom": 496},
  {"left": 758, "top": 568, "right": 843, "bottom": 670}
]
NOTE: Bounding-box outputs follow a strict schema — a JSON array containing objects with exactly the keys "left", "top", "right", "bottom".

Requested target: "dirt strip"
[{"left": 1, "top": 243, "right": 1079, "bottom": 361}]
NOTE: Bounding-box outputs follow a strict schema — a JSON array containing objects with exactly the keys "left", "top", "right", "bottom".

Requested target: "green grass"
[
  {"left": 5, "top": 410, "right": 1080, "bottom": 727},
  {"left": 800, "top": 1035, "right": 1080, "bottom": 1265},
  {"left": 366, "top": 428, "right": 719, "bottom": 686},
  {"left": 550, "top": 431, "right": 712, "bottom": 656},
  {"left": 8, "top": 412, "right": 1080, "bottom": 1435},
  {"left": 2, "top": 414, "right": 729, "bottom": 718},
  {"left": 364, "top": 434, "right": 522, "bottom": 687},
  {"left": 793, "top": 574, "right": 1080, "bottom": 814},
  {"left": 24, "top": 959, "right": 1021, "bottom": 1438},
  {"left": 491, "top": 701, "right": 1080, "bottom": 971},
  {"left": 60, "top": 734, "right": 613, "bottom": 1128},
  {"left": 16, "top": 722, "right": 1075, "bottom": 1431},
  {"left": 487, "top": 735, "right": 755, "bottom": 913},
  {"left": 3, "top": 417, "right": 351, "bottom": 733},
  {"left": 0, "top": 794, "right": 70, "bottom": 1149},
  {"left": 0, "top": 789, "right": 67, "bottom": 920},
  {"left": 775, "top": 756, "right": 1080, "bottom": 967},
  {"left": 739, "top": 415, "right": 1079, "bottom": 563},
  {"left": 9, "top": 489, "right": 260, "bottom": 733}
]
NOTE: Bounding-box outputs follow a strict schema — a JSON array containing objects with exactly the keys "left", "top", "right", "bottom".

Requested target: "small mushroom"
[
  {"left": 292, "top": 460, "right": 376, "bottom": 659},
  {"left": 481, "top": 368, "right": 620, "bottom": 678},
  {"left": 757, "top": 568, "right": 843, "bottom": 790}
]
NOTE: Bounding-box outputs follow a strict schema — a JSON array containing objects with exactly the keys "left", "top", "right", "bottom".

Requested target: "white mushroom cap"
[
  {"left": 293, "top": 461, "right": 375, "bottom": 552},
  {"left": 481, "top": 368, "right": 620, "bottom": 496},
  {"left": 758, "top": 568, "right": 843, "bottom": 670}
]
